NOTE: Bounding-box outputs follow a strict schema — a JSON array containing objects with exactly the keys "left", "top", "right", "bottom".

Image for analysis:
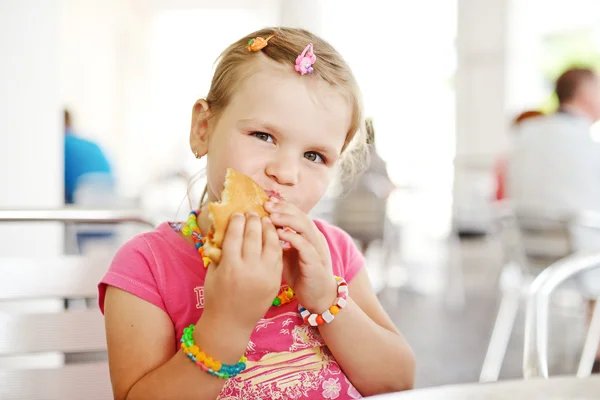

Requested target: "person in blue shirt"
[{"left": 64, "top": 109, "right": 114, "bottom": 204}]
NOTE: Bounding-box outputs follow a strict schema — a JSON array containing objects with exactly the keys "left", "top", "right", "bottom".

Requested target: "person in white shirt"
[
  {"left": 508, "top": 67, "right": 600, "bottom": 370},
  {"left": 508, "top": 68, "right": 600, "bottom": 215}
]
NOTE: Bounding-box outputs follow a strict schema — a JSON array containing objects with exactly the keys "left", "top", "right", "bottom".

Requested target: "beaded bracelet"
[
  {"left": 298, "top": 276, "right": 348, "bottom": 326},
  {"left": 180, "top": 324, "right": 247, "bottom": 379}
]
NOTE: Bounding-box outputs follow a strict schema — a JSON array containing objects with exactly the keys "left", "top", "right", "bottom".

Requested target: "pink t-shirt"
[{"left": 99, "top": 219, "right": 365, "bottom": 399}]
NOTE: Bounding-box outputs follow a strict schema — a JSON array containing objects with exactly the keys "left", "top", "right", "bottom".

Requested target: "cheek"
[
  {"left": 205, "top": 135, "right": 264, "bottom": 198},
  {"left": 298, "top": 170, "right": 333, "bottom": 212},
  {"left": 220, "top": 136, "right": 265, "bottom": 172},
  {"left": 205, "top": 133, "right": 235, "bottom": 199},
  {"left": 205, "top": 164, "right": 226, "bottom": 201}
]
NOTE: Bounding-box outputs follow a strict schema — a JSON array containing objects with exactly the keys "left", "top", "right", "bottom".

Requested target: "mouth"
[{"left": 264, "top": 189, "right": 284, "bottom": 201}]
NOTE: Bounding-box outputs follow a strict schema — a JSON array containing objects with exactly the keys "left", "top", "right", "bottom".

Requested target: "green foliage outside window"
[{"left": 540, "top": 29, "right": 600, "bottom": 113}]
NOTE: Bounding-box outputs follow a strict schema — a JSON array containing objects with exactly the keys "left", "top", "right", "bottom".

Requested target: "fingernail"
[
  {"left": 270, "top": 196, "right": 279, "bottom": 203},
  {"left": 262, "top": 216, "right": 272, "bottom": 224},
  {"left": 247, "top": 211, "right": 258, "bottom": 217},
  {"left": 265, "top": 201, "right": 274, "bottom": 208},
  {"left": 232, "top": 212, "right": 244, "bottom": 218},
  {"left": 270, "top": 213, "right": 279, "bottom": 219}
]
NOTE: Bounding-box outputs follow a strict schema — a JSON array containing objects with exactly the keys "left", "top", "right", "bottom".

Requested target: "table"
[{"left": 368, "top": 376, "right": 600, "bottom": 399}]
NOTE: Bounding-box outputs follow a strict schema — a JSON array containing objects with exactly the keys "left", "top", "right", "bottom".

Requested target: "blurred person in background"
[
  {"left": 494, "top": 110, "right": 544, "bottom": 201},
  {"left": 64, "top": 108, "right": 114, "bottom": 204},
  {"left": 64, "top": 108, "right": 116, "bottom": 254},
  {"left": 507, "top": 67, "right": 600, "bottom": 213},
  {"left": 507, "top": 67, "right": 600, "bottom": 370}
]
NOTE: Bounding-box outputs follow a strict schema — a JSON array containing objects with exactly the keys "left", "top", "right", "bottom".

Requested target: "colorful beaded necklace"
[
  {"left": 170, "top": 210, "right": 212, "bottom": 267},
  {"left": 171, "top": 210, "right": 294, "bottom": 307}
]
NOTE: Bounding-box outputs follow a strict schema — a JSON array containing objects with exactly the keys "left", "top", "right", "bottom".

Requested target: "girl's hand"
[
  {"left": 265, "top": 198, "right": 338, "bottom": 312},
  {"left": 202, "top": 212, "right": 283, "bottom": 334}
]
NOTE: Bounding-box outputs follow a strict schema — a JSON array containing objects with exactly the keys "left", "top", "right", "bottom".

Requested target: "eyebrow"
[
  {"left": 237, "top": 118, "right": 341, "bottom": 157},
  {"left": 237, "top": 118, "right": 283, "bottom": 136}
]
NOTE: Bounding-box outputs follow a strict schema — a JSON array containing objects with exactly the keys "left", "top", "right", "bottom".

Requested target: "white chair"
[
  {"left": 524, "top": 251, "right": 600, "bottom": 379},
  {"left": 480, "top": 204, "right": 579, "bottom": 382},
  {"left": 333, "top": 189, "right": 400, "bottom": 294},
  {"left": 0, "top": 208, "right": 159, "bottom": 399},
  {"left": 0, "top": 256, "right": 112, "bottom": 400}
]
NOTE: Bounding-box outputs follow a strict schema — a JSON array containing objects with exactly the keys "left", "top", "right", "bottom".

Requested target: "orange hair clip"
[{"left": 246, "top": 34, "right": 275, "bottom": 51}]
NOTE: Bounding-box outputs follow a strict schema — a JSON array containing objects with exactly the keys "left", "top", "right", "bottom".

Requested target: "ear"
[{"left": 190, "top": 99, "right": 211, "bottom": 158}]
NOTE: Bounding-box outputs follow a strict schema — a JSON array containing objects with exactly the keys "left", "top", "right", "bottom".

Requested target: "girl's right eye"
[{"left": 251, "top": 132, "right": 274, "bottom": 143}]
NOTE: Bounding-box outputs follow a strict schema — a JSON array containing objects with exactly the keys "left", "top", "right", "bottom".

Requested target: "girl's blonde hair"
[
  {"left": 209, "top": 28, "right": 366, "bottom": 164},
  {"left": 197, "top": 27, "right": 368, "bottom": 206}
]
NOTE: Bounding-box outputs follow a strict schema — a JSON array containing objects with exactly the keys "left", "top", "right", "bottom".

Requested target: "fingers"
[
  {"left": 262, "top": 216, "right": 283, "bottom": 266},
  {"left": 277, "top": 228, "right": 319, "bottom": 262},
  {"left": 264, "top": 197, "right": 295, "bottom": 217},
  {"left": 265, "top": 198, "right": 322, "bottom": 246},
  {"left": 261, "top": 216, "right": 278, "bottom": 252},
  {"left": 242, "top": 212, "right": 262, "bottom": 259},
  {"left": 220, "top": 211, "right": 282, "bottom": 271},
  {"left": 221, "top": 213, "right": 245, "bottom": 262},
  {"left": 265, "top": 198, "right": 310, "bottom": 233}
]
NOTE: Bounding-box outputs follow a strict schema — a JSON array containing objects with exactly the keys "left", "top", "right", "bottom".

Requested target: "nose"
[{"left": 265, "top": 153, "right": 299, "bottom": 186}]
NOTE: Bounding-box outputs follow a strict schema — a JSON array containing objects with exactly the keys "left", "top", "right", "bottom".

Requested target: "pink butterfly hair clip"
[{"left": 295, "top": 43, "right": 316, "bottom": 75}]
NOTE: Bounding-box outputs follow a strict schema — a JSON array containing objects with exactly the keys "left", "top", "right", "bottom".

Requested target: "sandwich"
[{"left": 204, "top": 168, "right": 279, "bottom": 264}]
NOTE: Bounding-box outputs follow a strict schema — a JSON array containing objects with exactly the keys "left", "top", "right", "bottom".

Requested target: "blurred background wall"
[
  {"left": 2, "top": 0, "right": 600, "bottom": 255},
  {"left": 0, "top": 1, "right": 63, "bottom": 256}
]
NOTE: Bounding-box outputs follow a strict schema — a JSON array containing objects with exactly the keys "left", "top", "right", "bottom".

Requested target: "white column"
[
  {"left": 505, "top": 0, "right": 545, "bottom": 112},
  {"left": 453, "top": 0, "right": 510, "bottom": 232},
  {"left": 0, "top": 1, "right": 64, "bottom": 255},
  {"left": 456, "top": 0, "right": 510, "bottom": 163},
  {"left": 58, "top": 0, "right": 127, "bottom": 182}
]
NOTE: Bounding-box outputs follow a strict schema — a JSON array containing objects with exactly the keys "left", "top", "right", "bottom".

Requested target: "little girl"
[{"left": 99, "top": 27, "right": 415, "bottom": 400}]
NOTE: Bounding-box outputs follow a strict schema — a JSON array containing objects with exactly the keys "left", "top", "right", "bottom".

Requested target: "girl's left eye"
[
  {"left": 304, "top": 151, "right": 325, "bottom": 164},
  {"left": 251, "top": 132, "right": 274, "bottom": 143}
]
